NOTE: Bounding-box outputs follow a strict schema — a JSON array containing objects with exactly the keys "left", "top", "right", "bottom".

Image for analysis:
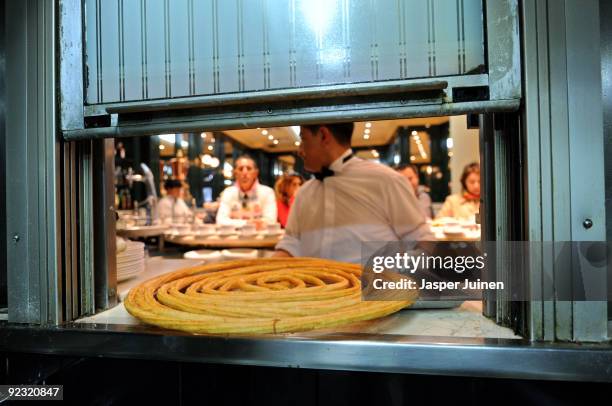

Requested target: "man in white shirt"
[
  {"left": 275, "top": 123, "right": 433, "bottom": 263},
  {"left": 216, "top": 155, "right": 277, "bottom": 227},
  {"left": 157, "top": 179, "right": 192, "bottom": 223}
]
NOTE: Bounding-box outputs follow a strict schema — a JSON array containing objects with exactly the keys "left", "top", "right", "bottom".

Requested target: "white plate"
[
  {"left": 183, "top": 250, "right": 222, "bottom": 261},
  {"left": 221, "top": 249, "right": 258, "bottom": 260}
]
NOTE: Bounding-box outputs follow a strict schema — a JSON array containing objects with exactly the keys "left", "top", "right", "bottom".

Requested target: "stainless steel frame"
[
  {"left": 5, "top": 0, "right": 63, "bottom": 324},
  {"left": 1, "top": 323, "right": 612, "bottom": 382},
  {"left": 521, "top": 0, "right": 607, "bottom": 341}
]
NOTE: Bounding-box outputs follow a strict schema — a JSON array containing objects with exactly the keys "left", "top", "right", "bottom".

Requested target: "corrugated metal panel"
[{"left": 84, "top": 0, "right": 485, "bottom": 105}]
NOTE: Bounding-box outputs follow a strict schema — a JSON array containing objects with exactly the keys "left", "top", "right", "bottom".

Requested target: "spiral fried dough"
[{"left": 124, "top": 257, "right": 416, "bottom": 334}]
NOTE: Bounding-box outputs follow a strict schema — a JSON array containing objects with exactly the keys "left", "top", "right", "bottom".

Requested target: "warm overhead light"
[
  {"left": 448, "top": 151, "right": 454, "bottom": 157},
  {"left": 426, "top": 166, "right": 433, "bottom": 175},
  {"left": 425, "top": 123, "right": 431, "bottom": 129},
  {"left": 210, "top": 137, "right": 216, "bottom": 143},
  {"left": 411, "top": 130, "right": 418, "bottom": 136},
  {"left": 207, "top": 145, "right": 213, "bottom": 151},
  {"left": 446, "top": 138, "right": 454, "bottom": 149},
  {"left": 410, "top": 155, "right": 416, "bottom": 161},
  {"left": 200, "top": 132, "right": 207, "bottom": 138},
  {"left": 159, "top": 145, "right": 165, "bottom": 150},
  {"left": 273, "top": 139, "right": 279, "bottom": 145},
  {"left": 294, "top": 141, "right": 301, "bottom": 147},
  {"left": 371, "top": 150, "right": 379, "bottom": 158},
  {"left": 365, "top": 122, "right": 372, "bottom": 128},
  {"left": 181, "top": 140, "right": 189, "bottom": 148},
  {"left": 262, "top": 129, "right": 269, "bottom": 136},
  {"left": 364, "top": 129, "right": 371, "bottom": 134},
  {"left": 363, "top": 134, "right": 370, "bottom": 140},
  {"left": 268, "top": 135, "right": 274, "bottom": 141}
]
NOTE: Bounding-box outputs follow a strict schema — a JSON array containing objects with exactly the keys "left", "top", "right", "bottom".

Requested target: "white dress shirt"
[
  {"left": 216, "top": 181, "right": 277, "bottom": 227},
  {"left": 276, "top": 149, "right": 434, "bottom": 263},
  {"left": 157, "top": 196, "right": 192, "bottom": 223}
]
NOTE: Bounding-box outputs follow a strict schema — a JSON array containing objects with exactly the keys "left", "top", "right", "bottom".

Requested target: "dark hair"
[
  {"left": 302, "top": 123, "right": 354, "bottom": 146},
  {"left": 235, "top": 154, "right": 258, "bottom": 170},
  {"left": 460, "top": 162, "right": 480, "bottom": 192},
  {"left": 164, "top": 179, "right": 182, "bottom": 190},
  {"left": 395, "top": 163, "right": 419, "bottom": 175}
]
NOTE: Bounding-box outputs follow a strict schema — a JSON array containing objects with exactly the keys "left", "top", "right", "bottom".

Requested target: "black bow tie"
[
  {"left": 314, "top": 166, "right": 335, "bottom": 181},
  {"left": 313, "top": 153, "right": 353, "bottom": 181}
]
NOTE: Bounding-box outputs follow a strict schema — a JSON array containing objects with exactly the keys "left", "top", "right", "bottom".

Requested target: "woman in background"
[
  {"left": 275, "top": 173, "right": 303, "bottom": 228},
  {"left": 395, "top": 163, "right": 433, "bottom": 219},
  {"left": 437, "top": 162, "right": 480, "bottom": 221}
]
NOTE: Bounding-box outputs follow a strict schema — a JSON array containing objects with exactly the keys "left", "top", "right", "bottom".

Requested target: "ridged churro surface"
[{"left": 125, "top": 258, "right": 415, "bottom": 334}]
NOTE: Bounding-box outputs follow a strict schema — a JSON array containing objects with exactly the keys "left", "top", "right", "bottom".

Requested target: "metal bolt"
[
  {"left": 267, "top": 107, "right": 273, "bottom": 114},
  {"left": 12, "top": 234, "right": 20, "bottom": 243},
  {"left": 583, "top": 219, "right": 593, "bottom": 229}
]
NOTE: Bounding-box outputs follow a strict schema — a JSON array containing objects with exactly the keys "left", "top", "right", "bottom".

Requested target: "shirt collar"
[
  {"left": 328, "top": 149, "right": 354, "bottom": 174},
  {"left": 236, "top": 180, "right": 259, "bottom": 196}
]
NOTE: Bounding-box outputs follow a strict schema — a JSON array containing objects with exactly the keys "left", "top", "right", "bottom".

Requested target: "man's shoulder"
[
  {"left": 348, "top": 159, "right": 404, "bottom": 183},
  {"left": 257, "top": 183, "right": 275, "bottom": 195}
]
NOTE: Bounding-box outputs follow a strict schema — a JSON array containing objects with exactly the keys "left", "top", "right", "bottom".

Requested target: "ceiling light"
[
  {"left": 207, "top": 145, "right": 213, "bottom": 151},
  {"left": 158, "top": 145, "right": 165, "bottom": 150},
  {"left": 364, "top": 129, "right": 371, "bottom": 134},
  {"left": 262, "top": 129, "right": 269, "bottom": 136},
  {"left": 268, "top": 135, "right": 274, "bottom": 141},
  {"left": 365, "top": 122, "right": 372, "bottom": 128},
  {"left": 181, "top": 140, "right": 189, "bottom": 148},
  {"left": 294, "top": 141, "right": 300, "bottom": 147},
  {"left": 410, "top": 155, "right": 416, "bottom": 161},
  {"left": 411, "top": 130, "right": 418, "bottom": 136},
  {"left": 273, "top": 139, "right": 279, "bottom": 145},
  {"left": 363, "top": 134, "right": 370, "bottom": 140},
  {"left": 200, "top": 132, "right": 207, "bottom": 138},
  {"left": 446, "top": 138, "right": 454, "bottom": 149}
]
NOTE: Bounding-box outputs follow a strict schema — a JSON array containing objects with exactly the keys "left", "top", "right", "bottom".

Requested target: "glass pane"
[{"left": 85, "top": 0, "right": 485, "bottom": 104}]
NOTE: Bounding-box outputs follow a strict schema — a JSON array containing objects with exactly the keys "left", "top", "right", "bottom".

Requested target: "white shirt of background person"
[{"left": 157, "top": 180, "right": 192, "bottom": 223}]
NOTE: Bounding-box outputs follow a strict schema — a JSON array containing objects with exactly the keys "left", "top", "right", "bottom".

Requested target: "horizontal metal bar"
[
  {"left": 66, "top": 99, "right": 519, "bottom": 141},
  {"left": 1, "top": 323, "right": 611, "bottom": 382},
  {"left": 90, "top": 78, "right": 449, "bottom": 116}
]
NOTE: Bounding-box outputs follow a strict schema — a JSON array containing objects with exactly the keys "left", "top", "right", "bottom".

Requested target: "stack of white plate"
[{"left": 117, "top": 240, "right": 145, "bottom": 282}]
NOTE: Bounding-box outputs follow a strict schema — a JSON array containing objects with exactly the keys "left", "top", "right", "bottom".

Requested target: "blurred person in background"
[
  {"left": 395, "top": 163, "right": 433, "bottom": 219},
  {"left": 275, "top": 173, "right": 304, "bottom": 228},
  {"left": 436, "top": 162, "right": 480, "bottom": 221},
  {"left": 216, "top": 155, "right": 277, "bottom": 228},
  {"left": 157, "top": 179, "right": 192, "bottom": 223}
]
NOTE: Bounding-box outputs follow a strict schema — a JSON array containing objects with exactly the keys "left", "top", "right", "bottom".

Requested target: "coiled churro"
[{"left": 124, "top": 257, "right": 416, "bottom": 334}]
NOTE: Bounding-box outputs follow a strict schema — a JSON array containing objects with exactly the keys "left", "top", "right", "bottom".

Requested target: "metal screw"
[
  {"left": 267, "top": 107, "right": 273, "bottom": 114},
  {"left": 583, "top": 219, "right": 593, "bottom": 229},
  {"left": 12, "top": 234, "right": 19, "bottom": 243}
]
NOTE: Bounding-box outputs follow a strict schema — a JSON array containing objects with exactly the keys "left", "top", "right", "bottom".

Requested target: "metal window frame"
[
  {"left": 521, "top": 0, "right": 607, "bottom": 342},
  {"left": 6, "top": 0, "right": 63, "bottom": 324}
]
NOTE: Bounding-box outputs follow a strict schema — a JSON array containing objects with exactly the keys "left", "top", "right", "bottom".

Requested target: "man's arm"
[
  {"left": 215, "top": 188, "right": 246, "bottom": 226},
  {"left": 387, "top": 176, "right": 435, "bottom": 242},
  {"left": 272, "top": 249, "right": 293, "bottom": 258},
  {"left": 273, "top": 186, "right": 302, "bottom": 257},
  {"left": 261, "top": 186, "right": 278, "bottom": 224}
]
